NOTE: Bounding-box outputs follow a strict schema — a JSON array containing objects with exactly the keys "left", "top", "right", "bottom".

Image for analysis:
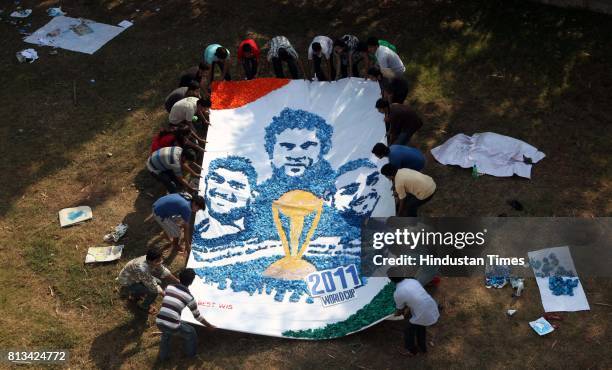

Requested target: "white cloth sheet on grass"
[
  {"left": 528, "top": 246, "right": 590, "bottom": 312},
  {"left": 431, "top": 132, "right": 545, "bottom": 178},
  {"left": 24, "top": 16, "right": 127, "bottom": 54}
]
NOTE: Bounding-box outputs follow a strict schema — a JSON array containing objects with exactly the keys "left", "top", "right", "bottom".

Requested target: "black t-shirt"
[
  {"left": 179, "top": 66, "right": 201, "bottom": 87},
  {"left": 381, "top": 77, "right": 409, "bottom": 104},
  {"left": 388, "top": 104, "right": 423, "bottom": 142},
  {"left": 164, "top": 87, "right": 189, "bottom": 113}
]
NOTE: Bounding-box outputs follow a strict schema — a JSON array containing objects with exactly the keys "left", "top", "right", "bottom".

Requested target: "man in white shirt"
[
  {"left": 367, "top": 37, "right": 405, "bottom": 78},
  {"left": 391, "top": 275, "right": 440, "bottom": 355},
  {"left": 308, "top": 35, "right": 334, "bottom": 81}
]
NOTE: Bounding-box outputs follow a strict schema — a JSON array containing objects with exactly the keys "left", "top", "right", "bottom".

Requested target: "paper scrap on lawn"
[{"left": 183, "top": 78, "right": 396, "bottom": 339}]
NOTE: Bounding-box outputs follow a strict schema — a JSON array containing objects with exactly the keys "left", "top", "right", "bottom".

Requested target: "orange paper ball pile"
[{"left": 211, "top": 78, "right": 290, "bottom": 110}]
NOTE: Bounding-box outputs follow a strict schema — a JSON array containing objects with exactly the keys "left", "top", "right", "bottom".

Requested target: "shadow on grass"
[{"left": 89, "top": 313, "right": 148, "bottom": 370}]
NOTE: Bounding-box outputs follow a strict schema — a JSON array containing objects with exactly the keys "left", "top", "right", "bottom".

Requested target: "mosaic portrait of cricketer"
[
  {"left": 195, "top": 156, "right": 258, "bottom": 241},
  {"left": 330, "top": 159, "right": 381, "bottom": 228},
  {"left": 249, "top": 108, "right": 346, "bottom": 241}
]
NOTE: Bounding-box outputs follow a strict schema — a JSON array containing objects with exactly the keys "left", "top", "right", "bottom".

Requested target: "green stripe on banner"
[{"left": 282, "top": 282, "right": 396, "bottom": 339}]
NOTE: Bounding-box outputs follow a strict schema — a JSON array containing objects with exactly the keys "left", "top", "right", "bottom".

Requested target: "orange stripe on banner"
[{"left": 211, "top": 78, "right": 290, "bottom": 110}]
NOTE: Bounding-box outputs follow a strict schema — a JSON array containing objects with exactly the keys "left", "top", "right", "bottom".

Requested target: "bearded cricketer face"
[{"left": 271, "top": 128, "right": 321, "bottom": 177}]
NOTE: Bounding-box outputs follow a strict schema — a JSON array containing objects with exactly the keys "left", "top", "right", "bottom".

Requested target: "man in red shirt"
[
  {"left": 237, "top": 39, "right": 260, "bottom": 80},
  {"left": 150, "top": 125, "right": 204, "bottom": 155}
]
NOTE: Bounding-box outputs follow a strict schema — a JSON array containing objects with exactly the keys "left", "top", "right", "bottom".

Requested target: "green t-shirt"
[{"left": 378, "top": 39, "right": 397, "bottom": 52}]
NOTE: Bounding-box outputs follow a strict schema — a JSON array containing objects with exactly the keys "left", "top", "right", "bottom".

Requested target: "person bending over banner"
[
  {"left": 375, "top": 98, "right": 423, "bottom": 146},
  {"left": 390, "top": 274, "right": 440, "bottom": 356},
  {"left": 372, "top": 143, "right": 425, "bottom": 171},
  {"left": 380, "top": 164, "right": 436, "bottom": 217},
  {"left": 195, "top": 156, "right": 257, "bottom": 241},
  {"left": 330, "top": 159, "right": 381, "bottom": 228},
  {"left": 237, "top": 38, "right": 260, "bottom": 80},
  {"left": 265, "top": 36, "right": 307, "bottom": 79},
  {"left": 156, "top": 268, "right": 215, "bottom": 361},
  {"left": 152, "top": 193, "right": 205, "bottom": 254},
  {"left": 146, "top": 147, "right": 199, "bottom": 194}
]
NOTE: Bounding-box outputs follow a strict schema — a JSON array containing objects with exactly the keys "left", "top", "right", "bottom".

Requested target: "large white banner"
[{"left": 183, "top": 78, "right": 396, "bottom": 339}]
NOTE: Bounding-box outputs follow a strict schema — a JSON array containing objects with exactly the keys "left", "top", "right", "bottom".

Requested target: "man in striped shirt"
[
  {"left": 156, "top": 268, "right": 215, "bottom": 360},
  {"left": 265, "top": 36, "right": 306, "bottom": 79},
  {"left": 146, "top": 146, "right": 200, "bottom": 194},
  {"left": 333, "top": 35, "right": 362, "bottom": 79}
]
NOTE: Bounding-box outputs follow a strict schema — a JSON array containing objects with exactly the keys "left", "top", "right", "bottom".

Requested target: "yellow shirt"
[{"left": 394, "top": 168, "right": 436, "bottom": 200}]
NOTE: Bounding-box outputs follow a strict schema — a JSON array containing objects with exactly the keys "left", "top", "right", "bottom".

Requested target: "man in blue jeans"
[
  {"left": 156, "top": 268, "right": 215, "bottom": 360},
  {"left": 390, "top": 274, "right": 439, "bottom": 356}
]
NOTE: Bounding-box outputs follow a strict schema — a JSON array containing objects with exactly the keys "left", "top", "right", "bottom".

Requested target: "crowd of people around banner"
[{"left": 117, "top": 34, "right": 439, "bottom": 360}]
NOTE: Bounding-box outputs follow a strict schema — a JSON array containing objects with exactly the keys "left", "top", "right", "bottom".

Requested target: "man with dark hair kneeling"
[
  {"left": 156, "top": 268, "right": 215, "bottom": 361},
  {"left": 118, "top": 247, "right": 179, "bottom": 314},
  {"left": 389, "top": 273, "right": 439, "bottom": 356}
]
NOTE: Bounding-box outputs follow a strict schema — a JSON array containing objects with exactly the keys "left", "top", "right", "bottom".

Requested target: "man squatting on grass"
[
  {"left": 117, "top": 248, "right": 179, "bottom": 314},
  {"left": 156, "top": 268, "right": 215, "bottom": 361},
  {"left": 153, "top": 193, "right": 206, "bottom": 254},
  {"left": 390, "top": 274, "right": 440, "bottom": 356}
]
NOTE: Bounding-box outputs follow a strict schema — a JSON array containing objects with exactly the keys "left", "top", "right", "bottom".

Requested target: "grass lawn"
[{"left": 0, "top": 0, "right": 610, "bottom": 368}]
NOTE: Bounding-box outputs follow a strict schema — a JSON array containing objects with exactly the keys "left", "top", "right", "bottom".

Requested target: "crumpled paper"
[
  {"left": 11, "top": 9, "right": 32, "bottom": 18},
  {"left": 16, "top": 48, "right": 38, "bottom": 63},
  {"left": 47, "top": 7, "right": 66, "bottom": 17}
]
